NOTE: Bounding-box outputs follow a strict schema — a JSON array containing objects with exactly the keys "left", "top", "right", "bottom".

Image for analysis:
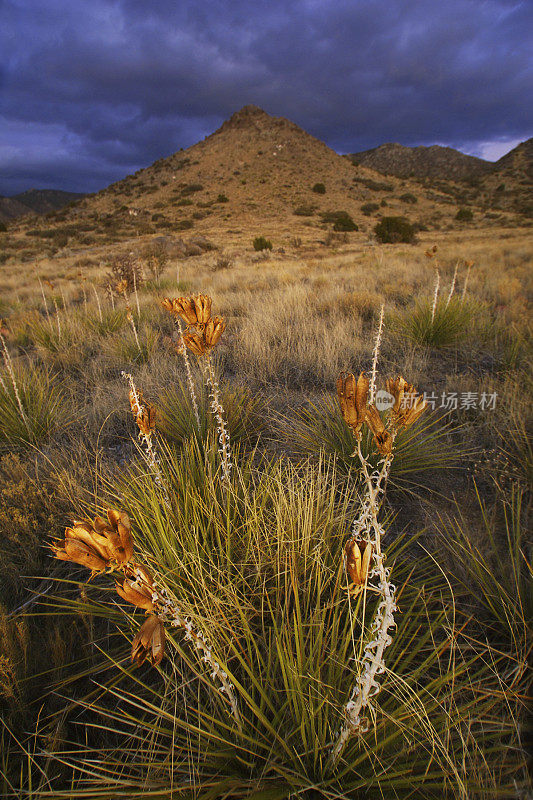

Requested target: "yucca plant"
[
  {"left": 107, "top": 325, "right": 160, "bottom": 364},
  {"left": 84, "top": 307, "right": 126, "bottom": 337},
  {"left": 392, "top": 297, "right": 480, "bottom": 347},
  {"left": 284, "top": 394, "right": 466, "bottom": 492},
  {"left": 157, "top": 379, "right": 266, "bottom": 451},
  {"left": 23, "top": 447, "right": 527, "bottom": 798},
  {"left": 0, "top": 364, "right": 71, "bottom": 448}
]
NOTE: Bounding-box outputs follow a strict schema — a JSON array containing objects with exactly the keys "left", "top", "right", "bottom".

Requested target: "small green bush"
[
  {"left": 312, "top": 182, "right": 326, "bottom": 194},
  {"left": 293, "top": 205, "right": 315, "bottom": 216},
  {"left": 181, "top": 184, "right": 203, "bottom": 196},
  {"left": 361, "top": 203, "right": 379, "bottom": 216},
  {"left": 216, "top": 193, "right": 229, "bottom": 203},
  {"left": 399, "top": 192, "right": 418, "bottom": 204},
  {"left": 175, "top": 219, "right": 194, "bottom": 230},
  {"left": 320, "top": 211, "right": 358, "bottom": 231},
  {"left": 456, "top": 208, "right": 474, "bottom": 221},
  {"left": 253, "top": 236, "right": 273, "bottom": 251},
  {"left": 0, "top": 221, "right": 7, "bottom": 233},
  {"left": 374, "top": 216, "right": 416, "bottom": 243}
]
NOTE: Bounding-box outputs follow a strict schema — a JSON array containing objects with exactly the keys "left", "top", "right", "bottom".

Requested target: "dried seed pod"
[
  {"left": 337, "top": 372, "right": 368, "bottom": 435},
  {"left": 386, "top": 376, "right": 427, "bottom": 429},
  {"left": 51, "top": 534, "right": 108, "bottom": 573},
  {"left": 182, "top": 331, "right": 208, "bottom": 356},
  {"left": 131, "top": 615, "right": 166, "bottom": 666},
  {"left": 365, "top": 405, "right": 393, "bottom": 456},
  {"left": 135, "top": 403, "right": 157, "bottom": 436},
  {"left": 115, "top": 577, "right": 155, "bottom": 611},
  {"left": 192, "top": 294, "right": 212, "bottom": 324},
  {"left": 345, "top": 539, "right": 373, "bottom": 597},
  {"left": 175, "top": 297, "right": 200, "bottom": 325},
  {"left": 204, "top": 316, "right": 226, "bottom": 348}
]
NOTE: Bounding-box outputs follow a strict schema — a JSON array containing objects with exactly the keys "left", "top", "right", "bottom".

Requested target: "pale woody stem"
[
  {"left": 369, "top": 304, "right": 384, "bottom": 406},
  {"left": 130, "top": 566, "right": 242, "bottom": 730},
  {"left": 445, "top": 262, "right": 458, "bottom": 309},
  {"left": 431, "top": 269, "right": 440, "bottom": 323},
  {"left": 331, "top": 438, "right": 396, "bottom": 765},
  {"left": 205, "top": 354, "right": 232, "bottom": 485},
  {"left": 175, "top": 317, "right": 201, "bottom": 431}
]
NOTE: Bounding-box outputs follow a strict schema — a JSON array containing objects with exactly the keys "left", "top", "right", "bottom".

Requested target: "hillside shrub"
[
  {"left": 320, "top": 211, "right": 358, "bottom": 231},
  {"left": 293, "top": 205, "right": 315, "bottom": 216},
  {"left": 374, "top": 216, "right": 416, "bottom": 243},
  {"left": 253, "top": 236, "right": 273, "bottom": 251},
  {"left": 400, "top": 193, "right": 418, "bottom": 204},
  {"left": 181, "top": 184, "right": 203, "bottom": 196},
  {"left": 361, "top": 203, "right": 379, "bottom": 216},
  {"left": 216, "top": 194, "right": 229, "bottom": 203},
  {"left": 312, "top": 182, "right": 326, "bottom": 194},
  {"left": 456, "top": 208, "right": 474, "bottom": 221},
  {"left": 175, "top": 219, "right": 194, "bottom": 230},
  {"left": 0, "top": 222, "right": 7, "bottom": 232}
]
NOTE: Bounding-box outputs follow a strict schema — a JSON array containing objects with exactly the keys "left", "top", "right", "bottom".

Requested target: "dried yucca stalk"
[
  {"left": 122, "top": 372, "right": 170, "bottom": 506},
  {"left": 162, "top": 294, "right": 231, "bottom": 485},
  {"left": 51, "top": 507, "right": 241, "bottom": 727},
  {"left": 332, "top": 323, "right": 427, "bottom": 763}
]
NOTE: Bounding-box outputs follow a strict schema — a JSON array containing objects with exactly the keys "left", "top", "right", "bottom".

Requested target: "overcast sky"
[{"left": 1, "top": 0, "right": 531, "bottom": 195}]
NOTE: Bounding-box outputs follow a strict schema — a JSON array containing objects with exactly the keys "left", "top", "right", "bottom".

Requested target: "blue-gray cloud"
[{"left": 1, "top": 0, "right": 531, "bottom": 194}]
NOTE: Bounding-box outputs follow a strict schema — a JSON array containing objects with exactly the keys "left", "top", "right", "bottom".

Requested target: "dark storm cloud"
[{"left": 1, "top": 0, "right": 531, "bottom": 193}]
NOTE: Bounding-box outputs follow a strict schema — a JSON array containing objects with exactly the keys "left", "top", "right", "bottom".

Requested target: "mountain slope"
[{"left": 5, "top": 106, "right": 526, "bottom": 259}]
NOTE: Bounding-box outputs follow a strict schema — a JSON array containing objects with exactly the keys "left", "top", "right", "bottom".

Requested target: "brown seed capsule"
[
  {"left": 182, "top": 331, "right": 208, "bottom": 356},
  {"left": 131, "top": 615, "right": 166, "bottom": 666},
  {"left": 135, "top": 403, "right": 157, "bottom": 436},
  {"left": 192, "top": 294, "right": 212, "bottom": 324},
  {"left": 337, "top": 372, "right": 368, "bottom": 435},
  {"left": 204, "top": 316, "right": 226, "bottom": 348},
  {"left": 51, "top": 535, "right": 108, "bottom": 573},
  {"left": 386, "top": 376, "right": 427, "bottom": 429},
  {"left": 345, "top": 539, "right": 373, "bottom": 597},
  {"left": 365, "top": 405, "right": 393, "bottom": 456},
  {"left": 115, "top": 577, "right": 155, "bottom": 611}
]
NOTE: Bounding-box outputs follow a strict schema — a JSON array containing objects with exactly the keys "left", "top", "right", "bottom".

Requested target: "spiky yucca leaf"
[
  {"left": 284, "top": 394, "right": 467, "bottom": 492},
  {"left": 391, "top": 297, "right": 481, "bottom": 347},
  {"left": 0, "top": 365, "right": 72, "bottom": 448},
  {"left": 19, "top": 450, "right": 526, "bottom": 799}
]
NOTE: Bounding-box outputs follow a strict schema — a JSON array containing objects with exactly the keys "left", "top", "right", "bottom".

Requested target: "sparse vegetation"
[
  {"left": 456, "top": 207, "right": 474, "bottom": 221},
  {"left": 253, "top": 235, "right": 273, "bottom": 250},
  {"left": 312, "top": 182, "right": 326, "bottom": 193},
  {"left": 374, "top": 215, "right": 416, "bottom": 243},
  {"left": 320, "top": 210, "right": 358, "bottom": 231}
]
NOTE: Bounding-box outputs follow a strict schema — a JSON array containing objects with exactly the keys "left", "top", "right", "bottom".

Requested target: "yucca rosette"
[
  {"left": 365, "top": 405, "right": 393, "bottom": 456},
  {"left": 345, "top": 539, "right": 373, "bottom": 597},
  {"left": 131, "top": 615, "right": 166, "bottom": 666},
  {"left": 337, "top": 372, "right": 369, "bottom": 436}
]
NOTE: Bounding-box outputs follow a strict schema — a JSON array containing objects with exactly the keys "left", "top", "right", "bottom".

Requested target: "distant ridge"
[
  {"left": 349, "top": 143, "right": 493, "bottom": 182},
  {"left": 0, "top": 189, "right": 85, "bottom": 223},
  {"left": 350, "top": 139, "right": 532, "bottom": 216}
]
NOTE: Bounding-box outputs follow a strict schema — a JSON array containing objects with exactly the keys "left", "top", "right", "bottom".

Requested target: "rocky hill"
[{"left": 2, "top": 107, "right": 527, "bottom": 262}]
